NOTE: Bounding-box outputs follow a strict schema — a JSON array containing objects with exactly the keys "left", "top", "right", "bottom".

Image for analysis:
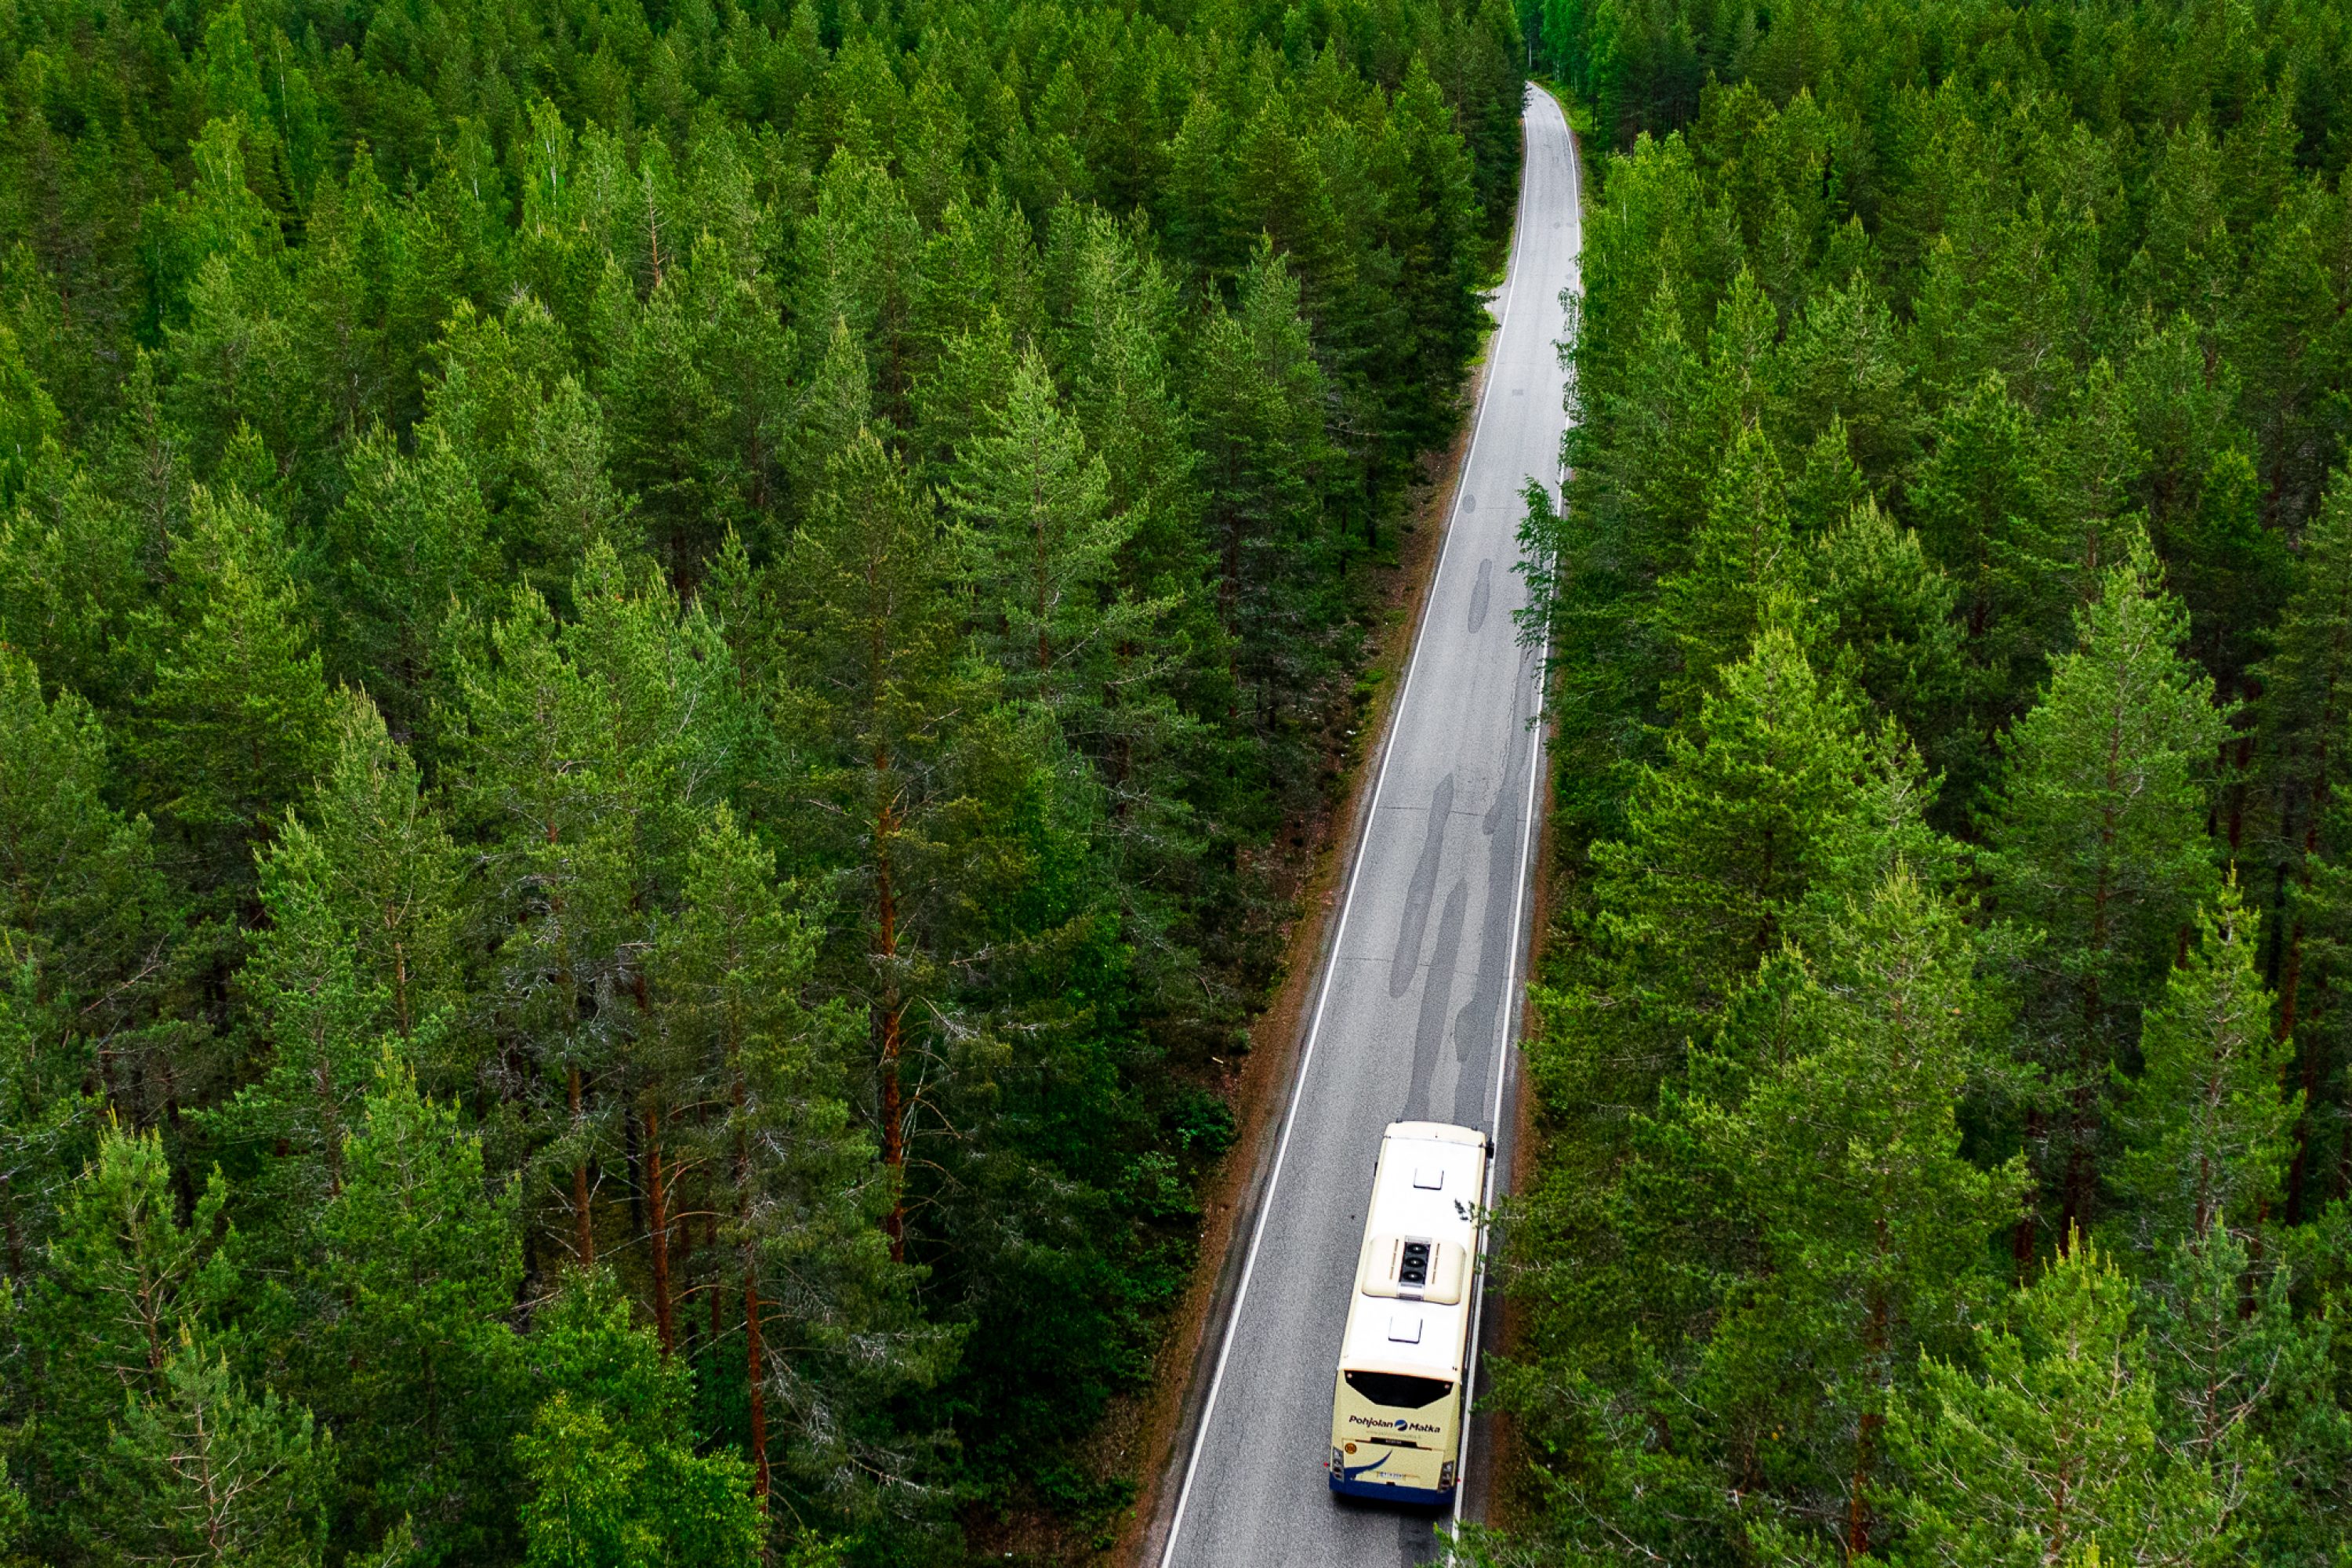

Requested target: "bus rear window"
[{"left": 1345, "top": 1370, "right": 1453, "bottom": 1410}]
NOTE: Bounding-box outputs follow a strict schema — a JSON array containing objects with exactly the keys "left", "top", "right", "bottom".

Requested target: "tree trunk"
[
  {"left": 709, "top": 1214, "right": 725, "bottom": 1344},
  {"left": 624, "top": 1107, "right": 646, "bottom": 1237},
  {"left": 1849, "top": 1221, "right": 1891, "bottom": 1559},
  {"left": 390, "top": 931, "right": 413, "bottom": 1039},
  {"left": 645, "top": 1102, "right": 675, "bottom": 1356},
  {"left": 2, "top": 1178, "right": 23, "bottom": 1283},
  {"left": 2013, "top": 1107, "right": 2043, "bottom": 1276},
  {"left": 313, "top": 1023, "right": 345, "bottom": 1198},
  {"left": 1034, "top": 504, "right": 1052, "bottom": 677},
  {"left": 2225, "top": 728, "right": 2255, "bottom": 848},
  {"left": 569, "top": 1063, "right": 593, "bottom": 1269},
  {"left": 673, "top": 1192, "right": 696, "bottom": 1348},
  {"left": 746, "top": 1267, "right": 771, "bottom": 1502},
  {"left": 880, "top": 1004, "right": 905, "bottom": 1265},
  {"left": 875, "top": 751, "right": 908, "bottom": 1265},
  {"left": 2285, "top": 930, "right": 2318, "bottom": 1225},
  {"left": 2281, "top": 798, "right": 2322, "bottom": 1223},
  {"left": 727, "top": 1035, "right": 771, "bottom": 1523},
  {"left": 2337, "top": 1105, "right": 2352, "bottom": 1202}
]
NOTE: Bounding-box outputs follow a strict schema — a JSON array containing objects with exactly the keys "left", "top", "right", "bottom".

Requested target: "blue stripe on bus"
[{"left": 1327, "top": 1470, "right": 1453, "bottom": 1505}]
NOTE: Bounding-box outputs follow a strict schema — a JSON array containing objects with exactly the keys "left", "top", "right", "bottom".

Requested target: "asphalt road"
[{"left": 1152, "top": 85, "right": 1581, "bottom": 1568}]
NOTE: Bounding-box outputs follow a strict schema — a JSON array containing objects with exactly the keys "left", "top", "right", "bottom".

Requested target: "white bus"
[{"left": 1326, "top": 1120, "right": 1490, "bottom": 1506}]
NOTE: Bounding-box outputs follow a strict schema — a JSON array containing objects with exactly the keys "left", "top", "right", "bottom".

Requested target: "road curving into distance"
[{"left": 1149, "top": 83, "right": 1582, "bottom": 1568}]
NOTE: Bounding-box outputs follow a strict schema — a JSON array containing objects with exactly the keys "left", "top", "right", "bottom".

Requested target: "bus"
[{"left": 1326, "top": 1120, "right": 1490, "bottom": 1506}]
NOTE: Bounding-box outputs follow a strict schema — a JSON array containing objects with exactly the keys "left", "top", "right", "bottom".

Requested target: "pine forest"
[
  {"left": 11, "top": 0, "right": 2352, "bottom": 1554},
  {"left": 0, "top": 0, "right": 1524, "bottom": 1559},
  {"left": 1477, "top": 0, "right": 2352, "bottom": 1563}
]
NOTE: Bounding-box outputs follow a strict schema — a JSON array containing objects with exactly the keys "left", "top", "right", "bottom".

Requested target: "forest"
[
  {"left": 1479, "top": 0, "right": 2352, "bottom": 1562},
  {"left": 0, "top": 0, "right": 1526, "bottom": 1558}
]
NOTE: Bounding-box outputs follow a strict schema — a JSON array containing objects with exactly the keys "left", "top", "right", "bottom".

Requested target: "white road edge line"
[
  {"left": 1156, "top": 81, "right": 1563, "bottom": 1568},
  {"left": 1450, "top": 82, "right": 1577, "bottom": 1559}
]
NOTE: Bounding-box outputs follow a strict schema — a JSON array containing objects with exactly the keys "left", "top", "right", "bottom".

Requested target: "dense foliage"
[
  {"left": 1483, "top": 0, "right": 2352, "bottom": 1563},
  {"left": 0, "top": 0, "right": 1525, "bottom": 1559}
]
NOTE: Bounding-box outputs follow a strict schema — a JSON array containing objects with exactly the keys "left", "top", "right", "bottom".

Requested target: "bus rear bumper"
[{"left": 1327, "top": 1473, "right": 1453, "bottom": 1506}]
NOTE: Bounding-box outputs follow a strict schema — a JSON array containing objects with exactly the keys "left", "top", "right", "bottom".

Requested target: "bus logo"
[{"left": 1348, "top": 1413, "right": 1444, "bottom": 1434}]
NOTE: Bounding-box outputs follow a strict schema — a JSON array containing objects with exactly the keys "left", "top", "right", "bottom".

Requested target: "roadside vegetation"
[
  {"left": 0, "top": 0, "right": 1525, "bottom": 1560},
  {"left": 1483, "top": 0, "right": 2352, "bottom": 1560}
]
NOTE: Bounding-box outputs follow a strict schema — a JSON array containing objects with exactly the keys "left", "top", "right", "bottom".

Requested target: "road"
[{"left": 1151, "top": 84, "right": 1581, "bottom": 1568}]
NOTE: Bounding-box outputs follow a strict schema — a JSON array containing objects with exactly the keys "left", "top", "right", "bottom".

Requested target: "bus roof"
[{"left": 1337, "top": 1123, "right": 1486, "bottom": 1379}]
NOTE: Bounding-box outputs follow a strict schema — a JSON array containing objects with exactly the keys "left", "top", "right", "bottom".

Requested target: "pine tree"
[
  {"left": 132, "top": 485, "right": 335, "bottom": 906},
  {"left": 1778, "top": 278, "right": 1919, "bottom": 492},
  {"left": 1573, "top": 266, "right": 1716, "bottom": 595},
  {"left": 909, "top": 313, "right": 1018, "bottom": 496},
  {"left": 648, "top": 807, "right": 953, "bottom": 1518},
  {"left": 1808, "top": 499, "right": 1968, "bottom": 775},
  {"left": 1159, "top": 89, "right": 1243, "bottom": 283},
  {"left": 515, "top": 376, "right": 640, "bottom": 596},
  {"left": 309, "top": 1054, "right": 524, "bottom": 1560},
  {"left": 1035, "top": 207, "right": 1210, "bottom": 839},
  {"left": 1910, "top": 375, "right": 2067, "bottom": 754},
  {"left": 323, "top": 425, "right": 499, "bottom": 746},
  {"left": 599, "top": 260, "right": 747, "bottom": 577},
  {"left": 2130, "top": 121, "right": 2232, "bottom": 333},
  {"left": 1696, "top": 269, "right": 1779, "bottom": 445},
  {"left": 452, "top": 546, "right": 739, "bottom": 1272},
  {"left": 161, "top": 217, "right": 313, "bottom": 488},
  {"left": 945, "top": 347, "right": 1168, "bottom": 738},
  {"left": 1655, "top": 423, "right": 1799, "bottom": 720},
  {"left": 1045, "top": 207, "right": 1200, "bottom": 603},
  {"left": 2130, "top": 1226, "right": 2347, "bottom": 1559},
  {"left": 1984, "top": 541, "right": 2229, "bottom": 1250},
  {"left": 1879, "top": 1236, "right": 2231, "bottom": 1568},
  {"left": 1695, "top": 862, "right": 2027, "bottom": 1557},
  {"left": 414, "top": 296, "right": 638, "bottom": 600},
  {"left": 1788, "top": 418, "right": 1871, "bottom": 539},
  {"left": 2041, "top": 361, "right": 2152, "bottom": 612},
  {"left": 794, "top": 317, "right": 884, "bottom": 524},
  {"left": 0, "top": 964, "right": 91, "bottom": 1291},
  {"left": 2119, "top": 316, "right": 2239, "bottom": 561},
  {"left": 31, "top": 1121, "right": 236, "bottom": 1396},
  {"left": 2094, "top": 880, "right": 2348, "bottom": 1547},
  {"left": 300, "top": 694, "right": 461, "bottom": 1052},
  {"left": 0, "top": 323, "right": 57, "bottom": 510},
  {"left": 0, "top": 445, "right": 146, "bottom": 710},
  {"left": 1376, "top": 57, "right": 1486, "bottom": 451},
  {"left": 213, "top": 826, "right": 384, "bottom": 1226},
  {"left": 17, "top": 1123, "right": 241, "bottom": 1560},
  {"left": 1189, "top": 244, "right": 1330, "bottom": 739},
  {"left": 2166, "top": 446, "right": 2285, "bottom": 697},
  {"left": 517, "top": 1270, "right": 760, "bottom": 1568},
  {"left": 2110, "top": 880, "right": 2296, "bottom": 1250},
  {"left": 109, "top": 1340, "right": 329, "bottom": 1568},
  {"left": 2221, "top": 197, "right": 2341, "bottom": 536},
  {"left": 0, "top": 648, "right": 176, "bottom": 1108},
  {"left": 1544, "top": 626, "right": 1885, "bottom": 1109},
  {"left": 782, "top": 430, "right": 968, "bottom": 1265},
  {"left": 789, "top": 152, "right": 922, "bottom": 421},
  {"left": 2250, "top": 477, "right": 2352, "bottom": 1219},
  {"left": 912, "top": 193, "right": 1040, "bottom": 383}
]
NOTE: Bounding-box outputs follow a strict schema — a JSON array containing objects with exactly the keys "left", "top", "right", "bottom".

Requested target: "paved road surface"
[{"left": 1152, "top": 84, "right": 1581, "bottom": 1568}]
